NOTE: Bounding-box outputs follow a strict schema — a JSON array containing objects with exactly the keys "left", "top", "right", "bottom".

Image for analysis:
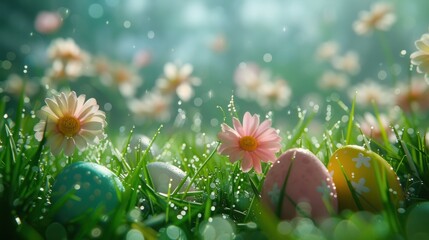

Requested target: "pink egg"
[{"left": 261, "top": 148, "right": 338, "bottom": 220}]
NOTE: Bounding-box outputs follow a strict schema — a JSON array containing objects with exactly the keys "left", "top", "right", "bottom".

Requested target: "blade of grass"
[
  {"left": 372, "top": 101, "right": 391, "bottom": 150},
  {"left": 13, "top": 81, "right": 26, "bottom": 140},
  {"left": 181, "top": 141, "right": 220, "bottom": 200},
  {"left": 284, "top": 110, "right": 315, "bottom": 149},
  {"left": 335, "top": 155, "right": 364, "bottom": 211},
  {"left": 345, "top": 93, "right": 356, "bottom": 145}
]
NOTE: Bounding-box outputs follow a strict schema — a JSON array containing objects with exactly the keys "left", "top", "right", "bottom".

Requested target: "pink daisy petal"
[
  {"left": 217, "top": 111, "right": 282, "bottom": 173},
  {"left": 252, "top": 156, "right": 262, "bottom": 174},
  {"left": 243, "top": 112, "right": 260, "bottom": 136},
  {"left": 241, "top": 154, "right": 253, "bottom": 172},
  {"left": 232, "top": 117, "right": 245, "bottom": 136},
  {"left": 254, "top": 119, "right": 273, "bottom": 138}
]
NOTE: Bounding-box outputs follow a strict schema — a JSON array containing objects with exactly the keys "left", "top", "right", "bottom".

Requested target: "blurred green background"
[{"left": 1, "top": 0, "right": 428, "bottom": 132}]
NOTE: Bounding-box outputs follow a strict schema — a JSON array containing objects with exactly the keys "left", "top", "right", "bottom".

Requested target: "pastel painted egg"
[
  {"left": 51, "top": 162, "right": 125, "bottom": 223},
  {"left": 126, "top": 134, "right": 160, "bottom": 167},
  {"left": 146, "top": 162, "right": 195, "bottom": 194},
  {"left": 261, "top": 148, "right": 338, "bottom": 220},
  {"left": 327, "top": 145, "right": 404, "bottom": 212},
  {"left": 406, "top": 202, "right": 429, "bottom": 240},
  {"left": 129, "top": 134, "right": 160, "bottom": 157}
]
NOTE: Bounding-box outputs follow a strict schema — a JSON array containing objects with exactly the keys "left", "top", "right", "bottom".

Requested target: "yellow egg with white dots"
[{"left": 327, "top": 145, "right": 405, "bottom": 212}]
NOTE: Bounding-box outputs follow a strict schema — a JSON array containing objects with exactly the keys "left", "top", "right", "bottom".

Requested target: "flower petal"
[
  {"left": 45, "top": 98, "right": 63, "bottom": 118},
  {"left": 73, "top": 134, "right": 87, "bottom": 150},
  {"left": 81, "top": 121, "right": 103, "bottom": 131},
  {"left": 179, "top": 64, "right": 193, "bottom": 78},
  {"left": 252, "top": 156, "right": 262, "bottom": 174},
  {"left": 243, "top": 112, "right": 259, "bottom": 136},
  {"left": 164, "top": 62, "right": 178, "bottom": 79},
  {"left": 241, "top": 154, "right": 253, "bottom": 172},
  {"left": 63, "top": 138, "right": 76, "bottom": 156},
  {"left": 232, "top": 117, "right": 245, "bottom": 136}
]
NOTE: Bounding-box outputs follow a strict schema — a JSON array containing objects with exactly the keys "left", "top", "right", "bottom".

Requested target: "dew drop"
[
  {"left": 263, "top": 53, "right": 272, "bottom": 63},
  {"left": 123, "top": 20, "right": 131, "bottom": 28}
]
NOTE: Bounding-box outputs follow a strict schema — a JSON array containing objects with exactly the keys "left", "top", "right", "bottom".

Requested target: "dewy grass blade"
[
  {"left": 285, "top": 110, "right": 315, "bottom": 150},
  {"left": 165, "top": 180, "right": 172, "bottom": 223},
  {"left": 181, "top": 141, "right": 220, "bottom": 200},
  {"left": 399, "top": 138, "right": 421, "bottom": 180},
  {"left": 0, "top": 97, "right": 6, "bottom": 135},
  {"left": 276, "top": 152, "right": 296, "bottom": 218},
  {"left": 121, "top": 126, "right": 135, "bottom": 157},
  {"left": 4, "top": 125, "right": 17, "bottom": 189},
  {"left": 13, "top": 81, "right": 26, "bottom": 140},
  {"left": 345, "top": 93, "right": 356, "bottom": 145},
  {"left": 372, "top": 101, "right": 391, "bottom": 150},
  {"left": 335, "top": 155, "right": 364, "bottom": 211},
  {"left": 372, "top": 158, "right": 401, "bottom": 234}
]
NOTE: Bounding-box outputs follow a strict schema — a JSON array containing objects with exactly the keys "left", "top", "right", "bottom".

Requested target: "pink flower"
[{"left": 217, "top": 112, "right": 282, "bottom": 174}]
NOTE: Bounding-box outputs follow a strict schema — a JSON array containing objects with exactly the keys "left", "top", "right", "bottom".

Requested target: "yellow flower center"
[
  {"left": 58, "top": 115, "right": 81, "bottom": 137},
  {"left": 239, "top": 136, "right": 258, "bottom": 151}
]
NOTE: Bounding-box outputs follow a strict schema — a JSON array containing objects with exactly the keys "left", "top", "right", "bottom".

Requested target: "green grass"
[{"left": 1, "top": 89, "right": 429, "bottom": 240}]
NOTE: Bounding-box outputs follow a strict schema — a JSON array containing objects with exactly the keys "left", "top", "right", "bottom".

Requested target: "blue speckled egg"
[{"left": 51, "top": 161, "right": 124, "bottom": 223}]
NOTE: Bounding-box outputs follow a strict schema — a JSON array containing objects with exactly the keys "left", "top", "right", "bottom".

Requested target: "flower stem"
[{"left": 376, "top": 31, "right": 397, "bottom": 85}]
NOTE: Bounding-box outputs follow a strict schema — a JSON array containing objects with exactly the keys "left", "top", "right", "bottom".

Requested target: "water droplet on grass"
[{"left": 126, "top": 229, "right": 144, "bottom": 240}]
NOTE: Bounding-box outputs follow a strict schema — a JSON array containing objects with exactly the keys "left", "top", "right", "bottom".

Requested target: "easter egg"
[
  {"left": 51, "top": 162, "right": 124, "bottom": 223},
  {"left": 327, "top": 145, "right": 404, "bottom": 212},
  {"left": 261, "top": 148, "right": 338, "bottom": 220},
  {"left": 129, "top": 134, "right": 160, "bottom": 157},
  {"left": 146, "top": 162, "right": 195, "bottom": 194},
  {"left": 126, "top": 134, "right": 160, "bottom": 167},
  {"left": 406, "top": 202, "right": 429, "bottom": 240}
]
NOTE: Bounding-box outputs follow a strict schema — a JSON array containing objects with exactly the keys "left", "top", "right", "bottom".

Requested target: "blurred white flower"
[
  {"left": 353, "top": 2, "right": 396, "bottom": 35},
  {"left": 45, "top": 38, "right": 91, "bottom": 82},
  {"left": 315, "top": 41, "right": 340, "bottom": 61},
  {"left": 34, "top": 11, "right": 62, "bottom": 34},
  {"left": 318, "top": 71, "right": 349, "bottom": 90},
  {"left": 395, "top": 77, "right": 429, "bottom": 112},
  {"left": 257, "top": 78, "right": 292, "bottom": 109},
  {"left": 3, "top": 74, "right": 39, "bottom": 97},
  {"left": 350, "top": 80, "right": 393, "bottom": 107},
  {"left": 234, "top": 62, "right": 291, "bottom": 109},
  {"left": 410, "top": 33, "right": 429, "bottom": 78},
  {"left": 358, "top": 112, "right": 394, "bottom": 142},
  {"left": 128, "top": 91, "right": 172, "bottom": 122},
  {"left": 332, "top": 51, "right": 360, "bottom": 75},
  {"left": 99, "top": 62, "right": 143, "bottom": 98},
  {"left": 234, "top": 62, "right": 264, "bottom": 99},
  {"left": 155, "top": 62, "right": 200, "bottom": 102}
]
